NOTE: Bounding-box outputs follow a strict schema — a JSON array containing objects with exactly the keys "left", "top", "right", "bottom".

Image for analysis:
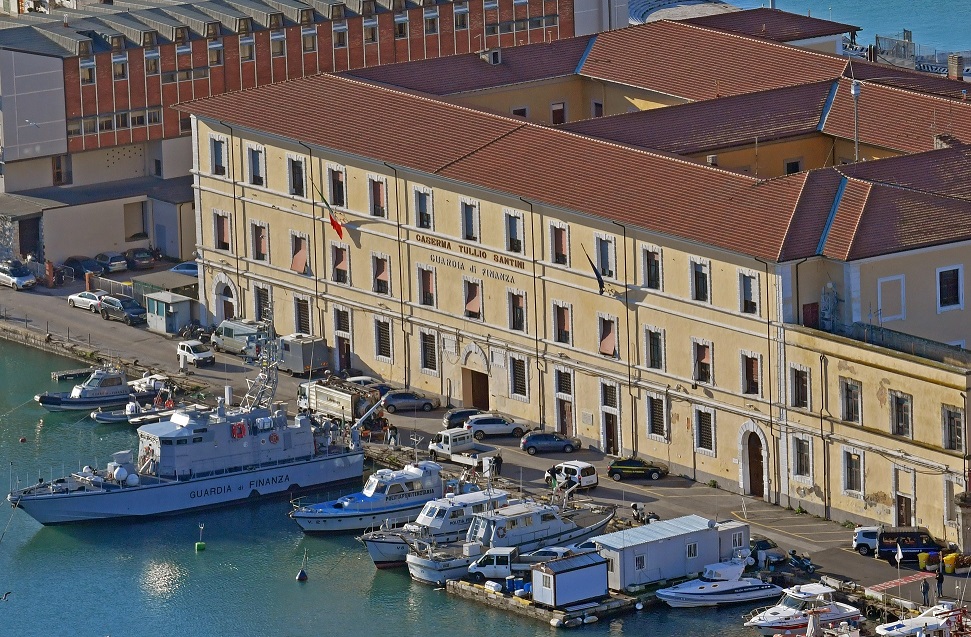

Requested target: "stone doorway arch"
[
  {"left": 211, "top": 273, "right": 239, "bottom": 323},
  {"left": 461, "top": 341, "right": 491, "bottom": 410},
  {"left": 738, "top": 420, "right": 769, "bottom": 499}
]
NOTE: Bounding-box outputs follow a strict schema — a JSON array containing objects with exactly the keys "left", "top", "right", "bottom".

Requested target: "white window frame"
[
  {"left": 645, "top": 390, "right": 668, "bottom": 442},
  {"left": 790, "top": 433, "right": 813, "bottom": 484},
  {"left": 287, "top": 153, "right": 307, "bottom": 198},
  {"left": 553, "top": 364, "right": 573, "bottom": 399},
  {"left": 292, "top": 292, "right": 313, "bottom": 334},
  {"left": 250, "top": 220, "right": 270, "bottom": 262},
  {"left": 936, "top": 265, "right": 964, "bottom": 313},
  {"left": 503, "top": 208, "right": 525, "bottom": 254},
  {"left": 789, "top": 363, "right": 812, "bottom": 410},
  {"left": 549, "top": 220, "right": 570, "bottom": 267},
  {"left": 418, "top": 327, "right": 440, "bottom": 377},
  {"left": 416, "top": 263, "right": 437, "bottom": 308},
  {"left": 326, "top": 162, "right": 347, "bottom": 208},
  {"left": 841, "top": 445, "right": 865, "bottom": 498},
  {"left": 413, "top": 184, "right": 434, "bottom": 230},
  {"left": 213, "top": 209, "right": 233, "bottom": 252},
  {"left": 594, "top": 232, "right": 616, "bottom": 280},
  {"left": 507, "top": 287, "right": 527, "bottom": 332},
  {"left": 686, "top": 542, "right": 698, "bottom": 559},
  {"left": 367, "top": 172, "right": 388, "bottom": 218},
  {"left": 642, "top": 244, "right": 663, "bottom": 290},
  {"left": 374, "top": 317, "right": 394, "bottom": 363},
  {"left": 877, "top": 274, "right": 906, "bottom": 322},
  {"left": 246, "top": 143, "right": 266, "bottom": 187},
  {"left": 551, "top": 300, "right": 573, "bottom": 346},
  {"left": 738, "top": 268, "right": 760, "bottom": 316},
  {"left": 740, "top": 349, "right": 763, "bottom": 397},
  {"left": 463, "top": 275, "right": 484, "bottom": 322},
  {"left": 839, "top": 377, "right": 862, "bottom": 424},
  {"left": 333, "top": 303, "right": 352, "bottom": 340},
  {"left": 331, "top": 240, "right": 351, "bottom": 287},
  {"left": 644, "top": 324, "right": 665, "bottom": 371},
  {"left": 690, "top": 256, "right": 711, "bottom": 304},
  {"left": 597, "top": 311, "right": 619, "bottom": 359},
  {"left": 508, "top": 352, "right": 529, "bottom": 402},
  {"left": 460, "top": 197, "right": 480, "bottom": 242},
  {"left": 289, "top": 230, "right": 311, "bottom": 275},
  {"left": 691, "top": 336, "right": 714, "bottom": 385},
  {"left": 252, "top": 283, "right": 272, "bottom": 320},
  {"left": 371, "top": 251, "right": 392, "bottom": 296},
  {"left": 693, "top": 405, "right": 716, "bottom": 457},
  {"left": 209, "top": 134, "right": 228, "bottom": 176},
  {"left": 889, "top": 389, "right": 913, "bottom": 439},
  {"left": 942, "top": 404, "right": 965, "bottom": 452}
]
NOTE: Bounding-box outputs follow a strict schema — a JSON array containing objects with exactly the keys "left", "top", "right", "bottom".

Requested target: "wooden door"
[{"left": 747, "top": 433, "right": 764, "bottom": 497}]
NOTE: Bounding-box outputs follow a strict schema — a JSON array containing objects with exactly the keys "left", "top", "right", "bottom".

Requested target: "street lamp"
[{"left": 851, "top": 80, "right": 861, "bottom": 162}]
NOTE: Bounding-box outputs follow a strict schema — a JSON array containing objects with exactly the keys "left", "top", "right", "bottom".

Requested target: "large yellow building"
[{"left": 180, "top": 17, "right": 971, "bottom": 545}]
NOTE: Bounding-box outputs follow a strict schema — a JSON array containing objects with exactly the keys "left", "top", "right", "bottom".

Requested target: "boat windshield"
[
  {"left": 362, "top": 476, "right": 388, "bottom": 497},
  {"left": 780, "top": 596, "right": 810, "bottom": 611}
]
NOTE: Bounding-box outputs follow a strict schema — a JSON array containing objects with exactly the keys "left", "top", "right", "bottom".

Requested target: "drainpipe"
[
  {"left": 754, "top": 256, "right": 777, "bottom": 504},
  {"left": 384, "top": 163, "right": 410, "bottom": 389},
  {"left": 611, "top": 220, "right": 636, "bottom": 455},
  {"left": 519, "top": 197, "right": 544, "bottom": 429},
  {"left": 219, "top": 120, "right": 243, "bottom": 318},
  {"left": 297, "top": 141, "right": 322, "bottom": 338}
]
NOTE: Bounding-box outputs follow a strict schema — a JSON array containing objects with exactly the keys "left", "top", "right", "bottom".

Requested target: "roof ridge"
[
  {"left": 840, "top": 75, "right": 971, "bottom": 107},
  {"left": 657, "top": 19, "right": 851, "bottom": 63},
  {"left": 837, "top": 170, "right": 971, "bottom": 204}
]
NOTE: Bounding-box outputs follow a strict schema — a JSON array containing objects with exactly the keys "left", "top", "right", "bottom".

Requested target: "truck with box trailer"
[
  {"left": 277, "top": 333, "right": 328, "bottom": 376},
  {"left": 297, "top": 376, "right": 381, "bottom": 422}
]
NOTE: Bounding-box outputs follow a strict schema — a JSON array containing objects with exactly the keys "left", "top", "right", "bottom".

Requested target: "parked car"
[
  {"left": 750, "top": 535, "right": 787, "bottom": 566},
  {"left": 0, "top": 260, "right": 37, "bottom": 290},
  {"left": 380, "top": 389, "right": 440, "bottom": 413},
  {"left": 67, "top": 289, "right": 108, "bottom": 312},
  {"left": 364, "top": 382, "right": 394, "bottom": 397},
  {"left": 178, "top": 340, "right": 216, "bottom": 367},
  {"left": 99, "top": 294, "right": 147, "bottom": 325},
  {"left": 123, "top": 247, "right": 155, "bottom": 270},
  {"left": 62, "top": 256, "right": 104, "bottom": 277},
  {"left": 606, "top": 457, "right": 670, "bottom": 481},
  {"left": 876, "top": 526, "right": 954, "bottom": 565},
  {"left": 520, "top": 431, "right": 581, "bottom": 455},
  {"left": 463, "top": 414, "right": 527, "bottom": 440},
  {"left": 345, "top": 375, "right": 382, "bottom": 387},
  {"left": 852, "top": 525, "right": 879, "bottom": 556},
  {"left": 169, "top": 262, "right": 198, "bottom": 277},
  {"left": 94, "top": 251, "right": 128, "bottom": 273},
  {"left": 545, "top": 461, "right": 598, "bottom": 490},
  {"left": 442, "top": 407, "right": 484, "bottom": 429}
]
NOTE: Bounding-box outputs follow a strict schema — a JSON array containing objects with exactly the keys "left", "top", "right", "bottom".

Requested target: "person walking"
[
  {"left": 492, "top": 450, "right": 503, "bottom": 477},
  {"left": 921, "top": 577, "right": 930, "bottom": 606},
  {"left": 937, "top": 565, "right": 945, "bottom": 599}
]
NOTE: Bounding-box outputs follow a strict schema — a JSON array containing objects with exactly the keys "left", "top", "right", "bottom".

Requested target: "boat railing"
[{"left": 743, "top": 604, "right": 774, "bottom": 622}]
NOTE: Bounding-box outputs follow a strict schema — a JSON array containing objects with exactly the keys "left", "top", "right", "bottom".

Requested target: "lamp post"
[{"left": 851, "top": 80, "right": 861, "bottom": 162}]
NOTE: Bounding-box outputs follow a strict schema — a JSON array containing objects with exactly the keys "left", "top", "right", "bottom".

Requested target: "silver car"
[
  {"left": 67, "top": 289, "right": 108, "bottom": 312},
  {"left": 380, "top": 389, "right": 440, "bottom": 413},
  {"left": 0, "top": 260, "right": 36, "bottom": 290}
]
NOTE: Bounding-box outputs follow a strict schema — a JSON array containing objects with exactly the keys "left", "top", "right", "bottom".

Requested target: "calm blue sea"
[
  {"left": 0, "top": 340, "right": 759, "bottom": 637},
  {"left": 734, "top": 0, "right": 971, "bottom": 53}
]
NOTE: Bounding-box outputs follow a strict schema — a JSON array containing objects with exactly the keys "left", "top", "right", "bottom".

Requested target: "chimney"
[{"left": 948, "top": 54, "right": 964, "bottom": 81}]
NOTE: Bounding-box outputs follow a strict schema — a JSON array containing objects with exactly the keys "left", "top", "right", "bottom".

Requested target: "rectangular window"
[
  {"left": 364, "top": 26, "right": 377, "bottom": 43},
  {"left": 329, "top": 167, "right": 345, "bottom": 207},
  {"left": 593, "top": 101, "right": 604, "bottom": 118},
  {"left": 373, "top": 257, "right": 390, "bottom": 295},
  {"left": 271, "top": 37, "right": 285, "bottom": 57},
  {"left": 425, "top": 17, "right": 438, "bottom": 34},
  {"left": 634, "top": 554, "right": 645, "bottom": 570},
  {"left": 647, "top": 394, "right": 665, "bottom": 437},
  {"left": 240, "top": 41, "right": 255, "bottom": 61},
  {"left": 506, "top": 213, "right": 523, "bottom": 253},
  {"left": 289, "top": 158, "right": 305, "bottom": 197},
  {"left": 83, "top": 118, "right": 97, "bottom": 134},
  {"left": 944, "top": 406, "right": 964, "bottom": 452},
  {"left": 742, "top": 354, "right": 760, "bottom": 395},
  {"left": 209, "top": 47, "right": 223, "bottom": 66},
  {"left": 464, "top": 281, "right": 482, "bottom": 320},
  {"left": 844, "top": 451, "right": 862, "bottom": 492},
  {"left": 512, "top": 106, "right": 527, "bottom": 118},
  {"left": 252, "top": 225, "right": 268, "bottom": 261},
  {"left": 67, "top": 121, "right": 82, "bottom": 137},
  {"left": 145, "top": 58, "right": 159, "bottom": 75},
  {"left": 52, "top": 155, "right": 72, "bottom": 186},
  {"left": 510, "top": 357, "right": 527, "bottom": 397},
  {"left": 647, "top": 329, "right": 663, "bottom": 369},
  {"left": 891, "top": 392, "right": 912, "bottom": 437},
  {"left": 98, "top": 116, "right": 114, "bottom": 132},
  {"left": 686, "top": 543, "right": 698, "bottom": 559},
  {"left": 291, "top": 235, "right": 309, "bottom": 275},
  {"left": 596, "top": 236, "right": 614, "bottom": 278},
  {"left": 303, "top": 31, "right": 317, "bottom": 52},
  {"left": 461, "top": 202, "right": 478, "bottom": 241},
  {"left": 692, "top": 260, "right": 709, "bottom": 302},
  {"left": 332, "top": 245, "right": 349, "bottom": 284},
  {"left": 248, "top": 147, "right": 264, "bottom": 186},
  {"left": 455, "top": 12, "right": 468, "bottom": 29},
  {"left": 394, "top": 22, "right": 408, "bottom": 39},
  {"left": 840, "top": 378, "right": 861, "bottom": 423},
  {"left": 793, "top": 438, "right": 810, "bottom": 477},
  {"left": 644, "top": 249, "right": 661, "bottom": 289},
  {"left": 416, "top": 190, "right": 432, "bottom": 229},
  {"left": 80, "top": 66, "right": 95, "bottom": 85},
  {"left": 741, "top": 273, "right": 758, "bottom": 314},
  {"left": 509, "top": 292, "right": 525, "bottom": 331},
  {"left": 555, "top": 369, "right": 572, "bottom": 395},
  {"left": 211, "top": 138, "right": 226, "bottom": 175},
  {"left": 115, "top": 113, "right": 129, "bottom": 129},
  {"left": 938, "top": 266, "right": 963, "bottom": 310},
  {"left": 131, "top": 112, "right": 146, "bottom": 127},
  {"left": 147, "top": 109, "right": 161, "bottom": 125},
  {"left": 215, "top": 213, "right": 231, "bottom": 251},
  {"left": 334, "top": 30, "right": 347, "bottom": 48},
  {"left": 599, "top": 317, "right": 616, "bottom": 358},
  {"left": 791, "top": 368, "right": 809, "bottom": 409},
  {"left": 334, "top": 308, "right": 351, "bottom": 333},
  {"left": 419, "top": 267, "right": 435, "bottom": 306},
  {"left": 551, "top": 102, "right": 565, "bottom": 125},
  {"left": 113, "top": 62, "right": 128, "bottom": 80},
  {"left": 696, "top": 410, "right": 714, "bottom": 452},
  {"left": 551, "top": 226, "right": 568, "bottom": 265},
  {"left": 695, "top": 342, "right": 711, "bottom": 384},
  {"left": 552, "top": 304, "right": 571, "bottom": 344},
  {"left": 420, "top": 332, "right": 438, "bottom": 371},
  {"left": 375, "top": 320, "right": 392, "bottom": 359},
  {"left": 370, "top": 178, "right": 386, "bottom": 217},
  {"left": 602, "top": 383, "right": 618, "bottom": 409}
]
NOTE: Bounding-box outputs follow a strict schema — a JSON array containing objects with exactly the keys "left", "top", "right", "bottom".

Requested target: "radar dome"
[
  {"left": 125, "top": 474, "right": 140, "bottom": 487},
  {"left": 112, "top": 466, "right": 128, "bottom": 482}
]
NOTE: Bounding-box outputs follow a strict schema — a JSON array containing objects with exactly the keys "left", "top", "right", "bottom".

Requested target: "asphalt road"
[{"left": 1, "top": 275, "right": 966, "bottom": 607}]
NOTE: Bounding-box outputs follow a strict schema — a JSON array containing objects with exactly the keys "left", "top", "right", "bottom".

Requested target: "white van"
[
  {"left": 545, "top": 461, "right": 598, "bottom": 490},
  {"left": 211, "top": 319, "right": 260, "bottom": 355}
]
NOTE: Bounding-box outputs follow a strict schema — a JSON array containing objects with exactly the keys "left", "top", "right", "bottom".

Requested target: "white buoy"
[
  {"left": 583, "top": 615, "right": 598, "bottom": 624},
  {"left": 550, "top": 618, "right": 562, "bottom": 627},
  {"left": 635, "top": 602, "right": 644, "bottom": 610}
]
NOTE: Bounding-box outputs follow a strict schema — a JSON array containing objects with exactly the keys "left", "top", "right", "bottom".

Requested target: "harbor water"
[{"left": 0, "top": 340, "right": 763, "bottom": 636}]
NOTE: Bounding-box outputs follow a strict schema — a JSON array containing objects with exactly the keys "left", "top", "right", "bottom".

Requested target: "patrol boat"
[
  {"left": 35, "top": 367, "right": 168, "bottom": 412},
  {"left": 291, "top": 460, "right": 467, "bottom": 532},
  {"left": 8, "top": 328, "right": 365, "bottom": 525}
]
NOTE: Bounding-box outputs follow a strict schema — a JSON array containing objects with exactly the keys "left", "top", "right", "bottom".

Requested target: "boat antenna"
[{"left": 241, "top": 317, "right": 278, "bottom": 410}]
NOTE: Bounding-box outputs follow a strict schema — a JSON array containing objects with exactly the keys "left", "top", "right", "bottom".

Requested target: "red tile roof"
[
  {"left": 559, "top": 81, "right": 833, "bottom": 154},
  {"left": 683, "top": 8, "right": 860, "bottom": 41},
  {"left": 838, "top": 144, "right": 971, "bottom": 199}
]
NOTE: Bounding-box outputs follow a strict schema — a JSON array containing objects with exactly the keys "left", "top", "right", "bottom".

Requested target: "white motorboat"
[
  {"left": 405, "top": 500, "right": 615, "bottom": 586},
  {"left": 655, "top": 553, "right": 783, "bottom": 607},
  {"left": 35, "top": 367, "right": 168, "bottom": 412},
  {"left": 876, "top": 603, "right": 957, "bottom": 636},
  {"left": 9, "top": 328, "right": 365, "bottom": 524},
  {"left": 358, "top": 488, "right": 512, "bottom": 569},
  {"left": 743, "top": 583, "right": 862, "bottom": 635},
  {"left": 290, "top": 461, "right": 472, "bottom": 532}
]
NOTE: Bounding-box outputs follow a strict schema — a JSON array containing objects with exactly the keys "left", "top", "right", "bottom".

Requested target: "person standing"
[
  {"left": 937, "top": 565, "right": 945, "bottom": 599},
  {"left": 921, "top": 577, "right": 930, "bottom": 606},
  {"left": 492, "top": 450, "right": 503, "bottom": 477}
]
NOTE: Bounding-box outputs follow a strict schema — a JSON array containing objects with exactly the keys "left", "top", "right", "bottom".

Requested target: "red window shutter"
[
  {"left": 599, "top": 320, "right": 615, "bottom": 355},
  {"left": 465, "top": 283, "right": 481, "bottom": 314}
]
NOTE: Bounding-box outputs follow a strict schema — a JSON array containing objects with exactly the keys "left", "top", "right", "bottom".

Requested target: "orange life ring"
[
  {"left": 269, "top": 432, "right": 279, "bottom": 444},
  {"left": 164, "top": 399, "right": 175, "bottom": 409},
  {"left": 231, "top": 422, "right": 246, "bottom": 439}
]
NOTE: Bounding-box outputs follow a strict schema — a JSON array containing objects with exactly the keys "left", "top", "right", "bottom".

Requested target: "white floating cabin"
[{"left": 531, "top": 552, "right": 609, "bottom": 610}]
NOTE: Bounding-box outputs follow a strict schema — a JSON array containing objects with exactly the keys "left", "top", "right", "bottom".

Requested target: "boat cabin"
[
  {"left": 466, "top": 502, "right": 567, "bottom": 546},
  {"left": 70, "top": 368, "right": 126, "bottom": 397},
  {"left": 409, "top": 490, "right": 510, "bottom": 534},
  {"left": 363, "top": 461, "right": 441, "bottom": 500}
]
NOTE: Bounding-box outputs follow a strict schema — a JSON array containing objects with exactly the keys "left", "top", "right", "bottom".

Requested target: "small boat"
[
  {"left": 89, "top": 387, "right": 207, "bottom": 426},
  {"left": 743, "top": 583, "right": 862, "bottom": 636},
  {"left": 405, "top": 500, "right": 616, "bottom": 586},
  {"left": 876, "top": 603, "right": 956, "bottom": 636},
  {"left": 34, "top": 367, "right": 168, "bottom": 412},
  {"left": 655, "top": 552, "right": 783, "bottom": 607},
  {"left": 358, "top": 488, "right": 512, "bottom": 569},
  {"left": 290, "top": 461, "right": 473, "bottom": 532}
]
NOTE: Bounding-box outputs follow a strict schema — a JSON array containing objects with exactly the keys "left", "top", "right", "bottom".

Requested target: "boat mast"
[{"left": 240, "top": 319, "right": 278, "bottom": 411}]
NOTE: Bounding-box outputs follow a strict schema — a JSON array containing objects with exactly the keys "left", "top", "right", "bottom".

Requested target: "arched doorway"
[
  {"left": 746, "top": 432, "right": 764, "bottom": 498},
  {"left": 460, "top": 342, "right": 490, "bottom": 410},
  {"left": 737, "top": 420, "right": 769, "bottom": 499},
  {"left": 211, "top": 273, "right": 239, "bottom": 322}
]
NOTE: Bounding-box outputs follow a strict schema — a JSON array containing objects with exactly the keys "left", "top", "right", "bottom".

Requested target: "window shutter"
[
  {"left": 465, "top": 283, "right": 481, "bottom": 314},
  {"left": 599, "top": 320, "right": 616, "bottom": 356},
  {"left": 376, "top": 259, "right": 390, "bottom": 281}
]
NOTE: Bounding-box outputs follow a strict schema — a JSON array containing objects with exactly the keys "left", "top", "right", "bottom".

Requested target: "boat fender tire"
[{"left": 165, "top": 399, "right": 175, "bottom": 409}]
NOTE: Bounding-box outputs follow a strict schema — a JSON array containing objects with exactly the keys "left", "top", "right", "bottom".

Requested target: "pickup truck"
[
  {"left": 427, "top": 428, "right": 499, "bottom": 468},
  {"left": 467, "top": 546, "right": 574, "bottom": 583}
]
